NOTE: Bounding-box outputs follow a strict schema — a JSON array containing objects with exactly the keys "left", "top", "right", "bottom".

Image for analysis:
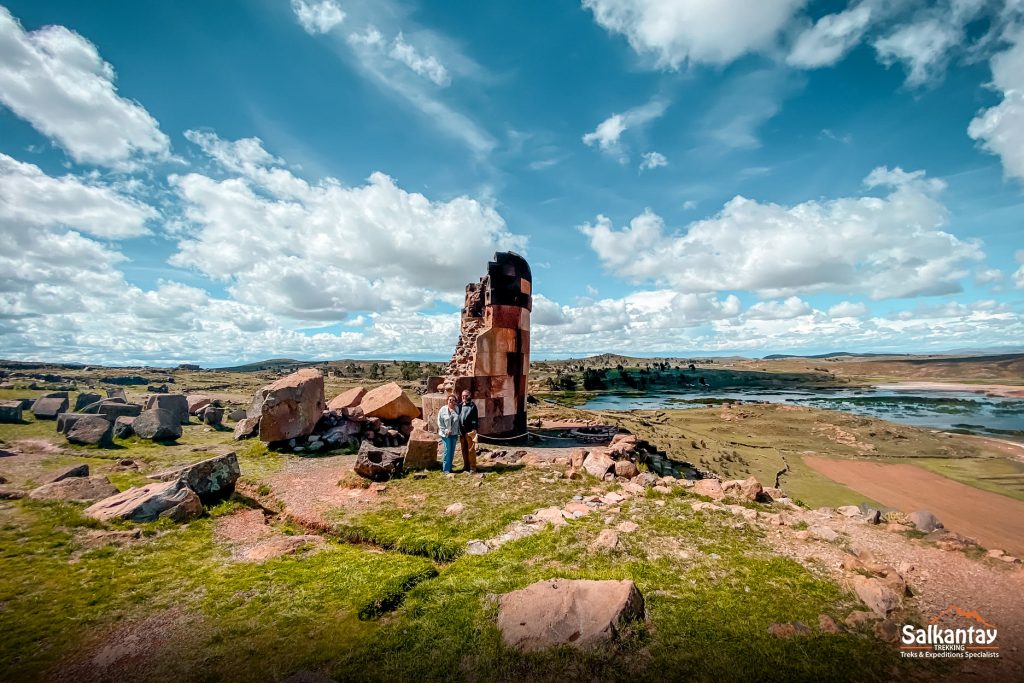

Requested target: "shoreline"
[{"left": 879, "top": 381, "right": 1024, "bottom": 399}]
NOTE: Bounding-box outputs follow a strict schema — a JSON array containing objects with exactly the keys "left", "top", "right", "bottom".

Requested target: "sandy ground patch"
[{"left": 804, "top": 455, "right": 1024, "bottom": 556}]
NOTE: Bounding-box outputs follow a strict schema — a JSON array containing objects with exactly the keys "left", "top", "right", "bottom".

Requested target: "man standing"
[{"left": 457, "top": 389, "right": 479, "bottom": 473}]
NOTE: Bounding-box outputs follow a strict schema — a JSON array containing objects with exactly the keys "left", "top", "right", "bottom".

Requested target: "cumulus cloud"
[
  {"left": 582, "top": 0, "right": 807, "bottom": 68},
  {"left": 0, "top": 7, "right": 170, "bottom": 168},
  {"left": 787, "top": 3, "right": 873, "bottom": 68},
  {"left": 639, "top": 151, "right": 668, "bottom": 171},
  {"left": 968, "top": 28, "right": 1024, "bottom": 182},
  {"left": 746, "top": 296, "right": 813, "bottom": 320},
  {"left": 580, "top": 167, "right": 984, "bottom": 300},
  {"left": 291, "top": 0, "right": 346, "bottom": 35},
  {"left": 0, "top": 153, "right": 156, "bottom": 238},
  {"left": 582, "top": 97, "right": 667, "bottom": 157},
  {"left": 1015, "top": 250, "right": 1024, "bottom": 288},
  {"left": 828, "top": 301, "right": 868, "bottom": 318},
  {"left": 169, "top": 132, "right": 525, "bottom": 321}
]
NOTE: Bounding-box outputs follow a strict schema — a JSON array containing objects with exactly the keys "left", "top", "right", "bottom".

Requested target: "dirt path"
[{"left": 805, "top": 456, "right": 1024, "bottom": 556}]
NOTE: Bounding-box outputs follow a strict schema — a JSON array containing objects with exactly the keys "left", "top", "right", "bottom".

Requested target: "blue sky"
[{"left": 0, "top": 0, "right": 1023, "bottom": 365}]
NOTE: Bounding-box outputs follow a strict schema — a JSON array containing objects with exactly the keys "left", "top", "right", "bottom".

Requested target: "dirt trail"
[{"left": 805, "top": 456, "right": 1024, "bottom": 556}]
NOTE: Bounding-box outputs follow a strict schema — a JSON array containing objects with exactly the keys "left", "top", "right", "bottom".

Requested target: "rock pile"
[
  {"left": 562, "top": 432, "right": 714, "bottom": 483},
  {"left": 234, "top": 372, "right": 420, "bottom": 458}
]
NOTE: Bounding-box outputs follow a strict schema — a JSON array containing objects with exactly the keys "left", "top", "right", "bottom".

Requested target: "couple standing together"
[{"left": 436, "top": 389, "right": 478, "bottom": 474}]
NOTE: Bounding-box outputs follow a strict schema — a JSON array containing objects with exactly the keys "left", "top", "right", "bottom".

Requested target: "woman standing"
[{"left": 436, "top": 394, "right": 461, "bottom": 474}]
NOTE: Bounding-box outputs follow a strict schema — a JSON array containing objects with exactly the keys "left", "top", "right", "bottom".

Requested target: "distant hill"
[
  {"left": 213, "top": 358, "right": 323, "bottom": 373},
  {"left": 763, "top": 352, "right": 908, "bottom": 360}
]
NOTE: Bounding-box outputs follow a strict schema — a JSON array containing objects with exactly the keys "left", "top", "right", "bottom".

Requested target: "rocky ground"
[{"left": 1, "top": 378, "right": 1023, "bottom": 682}]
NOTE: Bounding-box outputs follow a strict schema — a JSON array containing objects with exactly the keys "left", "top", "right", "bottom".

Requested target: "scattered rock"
[
  {"left": 242, "top": 535, "right": 324, "bottom": 562},
  {"left": 228, "top": 408, "right": 247, "bottom": 422},
  {"left": 874, "top": 618, "right": 900, "bottom": 643},
  {"left": 66, "top": 415, "right": 114, "bottom": 447},
  {"left": 29, "top": 475, "right": 119, "bottom": 503},
  {"left": 496, "top": 579, "right": 645, "bottom": 651},
  {"left": 144, "top": 394, "right": 190, "bottom": 425},
  {"left": 616, "top": 521, "right": 639, "bottom": 533},
  {"left": 590, "top": 528, "right": 620, "bottom": 552},
  {"left": 149, "top": 452, "right": 240, "bottom": 504},
  {"left": 723, "top": 477, "right": 763, "bottom": 501},
  {"left": 613, "top": 460, "right": 639, "bottom": 479},
  {"left": 836, "top": 505, "right": 861, "bottom": 518},
  {"left": 445, "top": 502, "right": 465, "bottom": 516},
  {"left": 692, "top": 478, "right": 724, "bottom": 500},
  {"left": 186, "top": 395, "right": 212, "bottom": 415},
  {"left": 31, "top": 396, "right": 69, "bottom": 420},
  {"left": 85, "top": 479, "right": 202, "bottom": 523},
  {"left": 0, "top": 399, "right": 23, "bottom": 423},
  {"left": 46, "top": 463, "right": 90, "bottom": 483},
  {"left": 233, "top": 416, "right": 260, "bottom": 440},
  {"left": 851, "top": 575, "right": 901, "bottom": 617},
  {"left": 809, "top": 525, "right": 840, "bottom": 543},
  {"left": 132, "top": 409, "right": 183, "bottom": 441},
  {"left": 581, "top": 450, "right": 615, "bottom": 478},
  {"left": 634, "top": 472, "right": 658, "bottom": 488},
  {"left": 844, "top": 610, "right": 879, "bottom": 628},
  {"left": 254, "top": 369, "right": 326, "bottom": 442},
  {"left": 357, "top": 382, "right": 418, "bottom": 421},
  {"left": 533, "top": 506, "right": 568, "bottom": 526},
  {"left": 74, "top": 392, "right": 102, "bottom": 411},
  {"left": 908, "top": 510, "right": 943, "bottom": 533},
  {"left": 818, "top": 614, "right": 841, "bottom": 634},
  {"left": 353, "top": 443, "right": 403, "bottom": 481},
  {"left": 113, "top": 416, "right": 135, "bottom": 439},
  {"left": 403, "top": 419, "right": 439, "bottom": 470}
]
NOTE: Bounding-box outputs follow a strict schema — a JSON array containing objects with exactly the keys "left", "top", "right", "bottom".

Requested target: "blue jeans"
[{"left": 441, "top": 435, "right": 458, "bottom": 473}]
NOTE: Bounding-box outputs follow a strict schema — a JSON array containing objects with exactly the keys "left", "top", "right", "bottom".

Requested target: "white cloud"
[
  {"left": 291, "top": 0, "right": 346, "bottom": 35},
  {"left": 0, "top": 153, "right": 156, "bottom": 238},
  {"left": 639, "top": 151, "right": 668, "bottom": 171},
  {"left": 746, "top": 296, "right": 813, "bottom": 320},
  {"left": 974, "top": 267, "right": 1004, "bottom": 285},
  {"left": 1015, "top": 250, "right": 1024, "bottom": 288},
  {"left": 682, "top": 200, "right": 698, "bottom": 210},
  {"left": 968, "top": 28, "right": 1024, "bottom": 182},
  {"left": 787, "top": 3, "right": 873, "bottom": 68},
  {"left": 389, "top": 32, "right": 450, "bottom": 86},
  {"left": 344, "top": 25, "right": 494, "bottom": 155},
  {"left": 580, "top": 167, "right": 984, "bottom": 300},
  {"left": 582, "top": 0, "right": 807, "bottom": 68},
  {"left": 701, "top": 68, "right": 801, "bottom": 151},
  {"left": 170, "top": 132, "right": 525, "bottom": 321},
  {"left": 828, "top": 301, "right": 868, "bottom": 318},
  {"left": 0, "top": 7, "right": 170, "bottom": 168},
  {"left": 583, "top": 97, "right": 667, "bottom": 157}
]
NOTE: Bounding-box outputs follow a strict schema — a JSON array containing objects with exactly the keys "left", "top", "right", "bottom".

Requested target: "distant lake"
[{"left": 578, "top": 387, "right": 1024, "bottom": 440}]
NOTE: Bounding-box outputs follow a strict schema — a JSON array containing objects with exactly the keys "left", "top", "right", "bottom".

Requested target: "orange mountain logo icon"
[{"left": 928, "top": 605, "right": 997, "bottom": 630}]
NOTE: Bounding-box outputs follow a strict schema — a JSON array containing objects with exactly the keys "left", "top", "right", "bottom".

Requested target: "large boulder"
[
  {"left": 74, "top": 392, "right": 102, "bottom": 411},
  {"left": 253, "top": 369, "right": 325, "bottom": 442},
  {"left": 149, "top": 452, "right": 240, "bottom": 504},
  {"left": 31, "top": 396, "right": 69, "bottom": 420},
  {"left": 132, "top": 408, "right": 183, "bottom": 441},
  {"left": 328, "top": 386, "right": 366, "bottom": 412},
  {"left": 29, "top": 476, "right": 118, "bottom": 503},
  {"left": 354, "top": 443, "right": 404, "bottom": 481},
  {"left": 403, "top": 419, "right": 439, "bottom": 470},
  {"left": 0, "top": 399, "right": 23, "bottom": 423},
  {"left": 145, "top": 394, "right": 189, "bottom": 425},
  {"left": 851, "top": 575, "right": 902, "bottom": 617},
  {"left": 46, "top": 463, "right": 90, "bottom": 482},
  {"left": 57, "top": 412, "right": 91, "bottom": 434},
  {"left": 85, "top": 479, "right": 202, "bottom": 523},
  {"left": 358, "top": 383, "right": 418, "bottom": 421},
  {"left": 201, "top": 406, "right": 224, "bottom": 427},
  {"left": 113, "top": 416, "right": 135, "bottom": 439},
  {"left": 723, "top": 477, "right": 764, "bottom": 502},
  {"left": 497, "top": 579, "right": 645, "bottom": 651},
  {"left": 66, "top": 415, "right": 114, "bottom": 446},
  {"left": 692, "top": 478, "right": 725, "bottom": 500},
  {"left": 582, "top": 450, "right": 615, "bottom": 479}
]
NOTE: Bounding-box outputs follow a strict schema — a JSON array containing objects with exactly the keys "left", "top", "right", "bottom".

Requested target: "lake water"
[{"left": 578, "top": 387, "right": 1024, "bottom": 439}]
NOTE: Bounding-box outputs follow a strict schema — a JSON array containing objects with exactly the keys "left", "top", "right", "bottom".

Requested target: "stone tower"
[{"left": 423, "top": 251, "right": 532, "bottom": 439}]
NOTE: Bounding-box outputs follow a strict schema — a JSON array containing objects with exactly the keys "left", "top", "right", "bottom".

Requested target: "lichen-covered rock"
[
  {"left": 253, "top": 369, "right": 325, "bottom": 442},
  {"left": 497, "top": 579, "right": 645, "bottom": 651},
  {"left": 31, "top": 396, "right": 68, "bottom": 420},
  {"left": 582, "top": 450, "right": 615, "bottom": 478},
  {"left": 113, "top": 415, "right": 135, "bottom": 439},
  {"left": 149, "top": 452, "right": 240, "bottom": 504},
  {"left": 0, "top": 400, "right": 23, "bottom": 423},
  {"left": 132, "top": 408, "right": 182, "bottom": 441},
  {"left": 85, "top": 479, "right": 202, "bottom": 523}
]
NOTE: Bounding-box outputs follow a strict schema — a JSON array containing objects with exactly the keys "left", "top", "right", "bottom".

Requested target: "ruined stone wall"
[{"left": 423, "top": 252, "right": 532, "bottom": 439}]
